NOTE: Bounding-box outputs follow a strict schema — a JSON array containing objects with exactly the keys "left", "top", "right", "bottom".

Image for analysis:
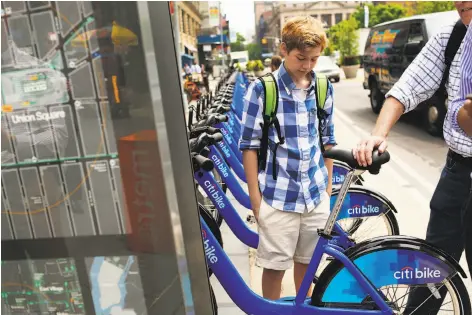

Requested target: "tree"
[
  {"left": 230, "top": 32, "right": 246, "bottom": 52},
  {"left": 329, "top": 18, "right": 359, "bottom": 64},
  {"left": 414, "top": 1, "right": 455, "bottom": 14},
  {"left": 247, "top": 43, "right": 262, "bottom": 60},
  {"left": 352, "top": 4, "right": 407, "bottom": 28}
]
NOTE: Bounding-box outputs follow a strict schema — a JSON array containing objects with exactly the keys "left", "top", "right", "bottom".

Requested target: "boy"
[{"left": 239, "top": 16, "right": 336, "bottom": 300}]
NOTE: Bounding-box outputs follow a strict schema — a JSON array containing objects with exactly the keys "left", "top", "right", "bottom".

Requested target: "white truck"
[{"left": 230, "top": 50, "right": 249, "bottom": 69}]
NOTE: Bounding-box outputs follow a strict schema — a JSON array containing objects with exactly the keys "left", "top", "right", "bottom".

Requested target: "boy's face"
[{"left": 281, "top": 43, "right": 322, "bottom": 76}]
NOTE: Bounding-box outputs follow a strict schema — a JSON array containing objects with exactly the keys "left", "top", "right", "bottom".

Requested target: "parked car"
[
  {"left": 314, "top": 56, "right": 341, "bottom": 83},
  {"left": 362, "top": 10, "right": 460, "bottom": 136}
]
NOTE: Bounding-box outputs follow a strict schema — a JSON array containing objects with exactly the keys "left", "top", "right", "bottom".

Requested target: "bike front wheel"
[{"left": 311, "top": 237, "right": 471, "bottom": 314}]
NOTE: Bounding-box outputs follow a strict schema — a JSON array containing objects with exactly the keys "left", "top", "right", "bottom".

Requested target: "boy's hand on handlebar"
[{"left": 353, "top": 135, "right": 388, "bottom": 167}]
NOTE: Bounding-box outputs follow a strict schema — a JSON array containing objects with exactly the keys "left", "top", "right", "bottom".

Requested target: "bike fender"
[{"left": 330, "top": 188, "right": 396, "bottom": 220}]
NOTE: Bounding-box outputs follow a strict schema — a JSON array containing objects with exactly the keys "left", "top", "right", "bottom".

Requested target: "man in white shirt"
[{"left": 354, "top": 2, "right": 472, "bottom": 313}]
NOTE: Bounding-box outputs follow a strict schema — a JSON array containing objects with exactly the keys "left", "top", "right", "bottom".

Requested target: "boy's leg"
[
  {"left": 294, "top": 192, "right": 330, "bottom": 296},
  {"left": 294, "top": 262, "right": 312, "bottom": 296},
  {"left": 262, "top": 269, "right": 285, "bottom": 300},
  {"left": 257, "top": 198, "right": 301, "bottom": 300}
]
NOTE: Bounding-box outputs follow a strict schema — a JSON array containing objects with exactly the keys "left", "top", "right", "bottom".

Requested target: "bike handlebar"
[
  {"left": 189, "top": 126, "right": 220, "bottom": 138},
  {"left": 189, "top": 132, "right": 224, "bottom": 153},
  {"left": 192, "top": 153, "right": 214, "bottom": 172}
]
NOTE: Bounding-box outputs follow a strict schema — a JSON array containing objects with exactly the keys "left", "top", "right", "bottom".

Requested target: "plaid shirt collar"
[{"left": 278, "top": 61, "right": 316, "bottom": 95}]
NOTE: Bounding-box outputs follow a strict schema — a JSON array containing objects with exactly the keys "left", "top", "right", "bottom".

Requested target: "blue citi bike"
[
  {"left": 189, "top": 128, "right": 400, "bottom": 250},
  {"left": 191, "top": 144, "right": 471, "bottom": 315}
]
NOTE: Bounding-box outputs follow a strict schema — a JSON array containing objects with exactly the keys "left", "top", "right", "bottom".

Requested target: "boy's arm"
[
  {"left": 243, "top": 150, "right": 262, "bottom": 218},
  {"left": 323, "top": 145, "right": 334, "bottom": 196},
  {"left": 322, "top": 83, "right": 337, "bottom": 196},
  {"left": 239, "top": 81, "right": 264, "bottom": 218}
]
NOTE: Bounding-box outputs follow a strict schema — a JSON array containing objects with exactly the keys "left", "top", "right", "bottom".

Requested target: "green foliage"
[
  {"left": 246, "top": 60, "right": 256, "bottom": 71},
  {"left": 254, "top": 60, "right": 264, "bottom": 71},
  {"left": 415, "top": 1, "right": 455, "bottom": 14},
  {"left": 230, "top": 32, "right": 246, "bottom": 52},
  {"left": 246, "top": 60, "right": 264, "bottom": 72},
  {"left": 323, "top": 43, "right": 334, "bottom": 57},
  {"left": 236, "top": 33, "right": 246, "bottom": 43},
  {"left": 328, "top": 18, "right": 359, "bottom": 64},
  {"left": 247, "top": 43, "right": 262, "bottom": 60},
  {"left": 235, "top": 62, "right": 243, "bottom": 71},
  {"left": 352, "top": 4, "right": 407, "bottom": 28}
]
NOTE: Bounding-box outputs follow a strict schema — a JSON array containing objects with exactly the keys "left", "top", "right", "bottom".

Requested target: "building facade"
[
  {"left": 278, "top": 1, "right": 361, "bottom": 29},
  {"left": 255, "top": 1, "right": 363, "bottom": 56},
  {"left": 176, "top": 1, "right": 202, "bottom": 64}
]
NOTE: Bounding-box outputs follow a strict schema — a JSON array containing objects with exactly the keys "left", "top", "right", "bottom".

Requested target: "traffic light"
[{"left": 261, "top": 38, "right": 267, "bottom": 44}]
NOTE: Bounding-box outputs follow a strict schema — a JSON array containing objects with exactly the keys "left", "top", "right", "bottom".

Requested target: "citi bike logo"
[
  {"left": 202, "top": 230, "right": 218, "bottom": 264},
  {"left": 204, "top": 180, "right": 225, "bottom": 208},
  {"left": 217, "top": 141, "right": 231, "bottom": 158},
  {"left": 211, "top": 154, "right": 229, "bottom": 178},
  {"left": 332, "top": 174, "right": 345, "bottom": 184},
  {"left": 347, "top": 204, "right": 380, "bottom": 215},
  {"left": 394, "top": 266, "right": 441, "bottom": 280},
  {"left": 220, "top": 128, "right": 232, "bottom": 144}
]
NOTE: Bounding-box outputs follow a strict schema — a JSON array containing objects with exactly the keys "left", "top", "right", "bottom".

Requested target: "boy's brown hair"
[{"left": 281, "top": 16, "right": 328, "bottom": 53}]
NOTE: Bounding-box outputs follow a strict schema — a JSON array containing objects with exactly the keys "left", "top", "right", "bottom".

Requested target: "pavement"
[{"left": 206, "top": 70, "right": 471, "bottom": 313}]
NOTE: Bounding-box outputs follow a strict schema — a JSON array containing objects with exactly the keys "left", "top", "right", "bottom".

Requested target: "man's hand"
[
  {"left": 458, "top": 98, "right": 472, "bottom": 136},
  {"left": 353, "top": 136, "right": 388, "bottom": 167}
]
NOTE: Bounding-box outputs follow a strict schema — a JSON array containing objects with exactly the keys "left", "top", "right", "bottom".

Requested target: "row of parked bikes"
[{"left": 186, "top": 70, "right": 471, "bottom": 314}]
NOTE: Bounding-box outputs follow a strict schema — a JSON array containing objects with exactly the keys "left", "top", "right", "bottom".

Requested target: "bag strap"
[
  {"left": 260, "top": 73, "right": 279, "bottom": 119},
  {"left": 316, "top": 73, "right": 329, "bottom": 110},
  {"left": 258, "top": 73, "right": 282, "bottom": 179},
  {"left": 437, "top": 19, "right": 467, "bottom": 97}
]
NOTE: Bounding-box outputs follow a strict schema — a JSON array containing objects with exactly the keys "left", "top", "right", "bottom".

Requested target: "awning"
[
  {"left": 197, "top": 34, "right": 230, "bottom": 45},
  {"left": 181, "top": 53, "right": 195, "bottom": 59},
  {"left": 185, "top": 44, "right": 198, "bottom": 52}
]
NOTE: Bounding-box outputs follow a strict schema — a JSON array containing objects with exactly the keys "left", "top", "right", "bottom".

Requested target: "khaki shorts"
[{"left": 256, "top": 193, "right": 330, "bottom": 270}]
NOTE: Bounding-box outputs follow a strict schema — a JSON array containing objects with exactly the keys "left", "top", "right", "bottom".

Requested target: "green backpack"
[{"left": 258, "top": 72, "right": 329, "bottom": 180}]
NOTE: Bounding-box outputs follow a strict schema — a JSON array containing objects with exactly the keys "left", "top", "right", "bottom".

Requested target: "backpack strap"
[
  {"left": 314, "top": 73, "right": 329, "bottom": 153},
  {"left": 258, "top": 73, "right": 283, "bottom": 180},
  {"left": 316, "top": 73, "right": 329, "bottom": 110},
  {"left": 436, "top": 19, "right": 467, "bottom": 100}
]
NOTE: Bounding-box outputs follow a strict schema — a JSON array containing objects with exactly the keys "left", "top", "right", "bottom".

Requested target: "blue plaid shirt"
[{"left": 239, "top": 64, "right": 336, "bottom": 213}]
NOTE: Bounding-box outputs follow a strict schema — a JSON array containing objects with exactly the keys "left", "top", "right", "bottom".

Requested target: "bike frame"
[
  {"left": 196, "top": 168, "right": 355, "bottom": 250},
  {"left": 200, "top": 170, "right": 392, "bottom": 314}
]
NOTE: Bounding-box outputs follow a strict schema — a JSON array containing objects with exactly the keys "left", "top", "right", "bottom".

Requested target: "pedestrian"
[
  {"left": 191, "top": 61, "right": 201, "bottom": 74},
  {"left": 239, "top": 16, "right": 335, "bottom": 300},
  {"left": 270, "top": 55, "right": 283, "bottom": 72},
  {"left": 353, "top": 2, "right": 471, "bottom": 313}
]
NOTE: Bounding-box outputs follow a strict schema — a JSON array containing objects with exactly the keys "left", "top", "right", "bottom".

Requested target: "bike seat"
[{"left": 323, "top": 148, "right": 390, "bottom": 174}]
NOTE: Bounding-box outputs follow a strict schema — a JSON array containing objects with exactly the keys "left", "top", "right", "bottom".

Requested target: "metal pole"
[{"left": 172, "top": 2, "right": 183, "bottom": 72}]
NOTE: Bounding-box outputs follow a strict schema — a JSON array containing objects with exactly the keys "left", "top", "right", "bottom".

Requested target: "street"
[{"left": 211, "top": 73, "right": 472, "bottom": 314}]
